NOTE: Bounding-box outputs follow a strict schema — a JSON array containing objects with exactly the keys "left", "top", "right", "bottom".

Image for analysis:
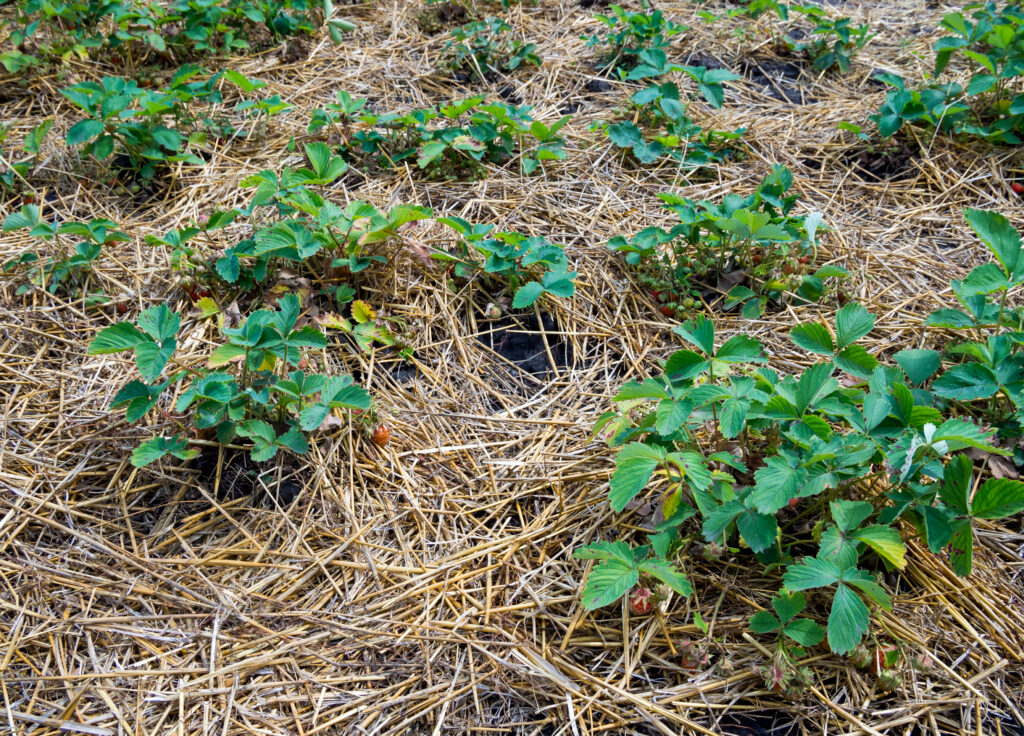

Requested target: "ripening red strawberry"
[
  {"left": 629, "top": 587, "right": 654, "bottom": 616},
  {"left": 872, "top": 644, "right": 899, "bottom": 675},
  {"left": 372, "top": 425, "right": 390, "bottom": 446},
  {"left": 651, "top": 289, "right": 662, "bottom": 300},
  {"left": 798, "top": 256, "right": 809, "bottom": 264},
  {"left": 787, "top": 497, "right": 799, "bottom": 508},
  {"left": 661, "top": 305, "right": 674, "bottom": 317},
  {"left": 1013, "top": 182, "right": 1024, "bottom": 195}
]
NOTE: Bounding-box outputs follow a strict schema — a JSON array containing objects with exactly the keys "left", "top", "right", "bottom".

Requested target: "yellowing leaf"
[
  {"left": 196, "top": 297, "right": 220, "bottom": 319},
  {"left": 317, "top": 312, "right": 353, "bottom": 331},
  {"left": 351, "top": 300, "right": 375, "bottom": 324},
  {"left": 662, "top": 489, "right": 680, "bottom": 522},
  {"left": 208, "top": 343, "right": 245, "bottom": 367},
  {"left": 258, "top": 353, "right": 276, "bottom": 371}
]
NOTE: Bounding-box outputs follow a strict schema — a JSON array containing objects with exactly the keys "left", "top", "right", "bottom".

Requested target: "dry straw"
[{"left": 1, "top": 0, "right": 1023, "bottom": 733}]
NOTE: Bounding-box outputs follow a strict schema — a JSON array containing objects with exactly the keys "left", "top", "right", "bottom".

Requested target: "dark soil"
[
  {"left": 584, "top": 78, "right": 613, "bottom": 93},
  {"left": 742, "top": 59, "right": 815, "bottom": 105},
  {"left": 417, "top": 1, "right": 470, "bottom": 34},
  {"left": 477, "top": 311, "right": 572, "bottom": 375},
  {"left": 193, "top": 445, "right": 302, "bottom": 506},
  {"left": 716, "top": 711, "right": 799, "bottom": 736},
  {"left": 195, "top": 445, "right": 260, "bottom": 501},
  {"left": 844, "top": 141, "right": 918, "bottom": 182},
  {"left": 497, "top": 84, "right": 523, "bottom": 105}
]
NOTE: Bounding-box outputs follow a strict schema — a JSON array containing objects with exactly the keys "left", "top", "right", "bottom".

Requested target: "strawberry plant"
[
  {"left": 0, "top": 119, "right": 52, "bottom": 196},
  {"left": 750, "top": 591, "right": 822, "bottom": 694},
  {"left": 910, "top": 209, "right": 1024, "bottom": 465},
  {"left": 61, "top": 66, "right": 222, "bottom": 182},
  {"left": 585, "top": 3, "right": 687, "bottom": 78},
  {"left": 788, "top": 8, "right": 873, "bottom": 75},
  {"left": 580, "top": 302, "right": 1024, "bottom": 655},
  {"left": 2, "top": 204, "right": 128, "bottom": 298},
  {"left": 597, "top": 53, "right": 744, "bottom": 168},
  {"left": 433, "top": 216, "right": 577, "bottom": 308},
  {"left": 88, "top": 294, "right": 372, "bottom": 467},
  {"left": 4, "top": 0, "right": 355, "bottom": 66},
  {"left": 870, "top": 2, "right": 1024, "bottom": 143},
  {"left": 144, "top": 142, "right": 430, "bottom": 303},
  {"left": 348, "top": 97, "right": 570, "bottom": 178},
  {"left": 441, "top": 16, "right": 540, "bottom": 79},
  {"left": 223, "top": 69, "right": 294, "bottom": 137},
  {"left": 308, "top": 90, "right": 368, "bottom": 137},
  {"left": 608, "top": 166, "right": 844, "bottom": 319}
]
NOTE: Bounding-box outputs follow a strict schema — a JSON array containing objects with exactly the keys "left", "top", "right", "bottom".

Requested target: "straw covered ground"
[{"left": 2, "top": 0, "right": 1024, "bottom": 733}]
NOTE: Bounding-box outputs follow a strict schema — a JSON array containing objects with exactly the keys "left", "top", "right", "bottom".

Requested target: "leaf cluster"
[{"left": 88, "top": 293, "right": 371, "bottom": 467}]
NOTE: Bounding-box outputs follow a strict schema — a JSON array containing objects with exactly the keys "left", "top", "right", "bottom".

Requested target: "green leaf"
[
  {"left": 831, "top": 500, "right": 873, "bottom": 533},
  {"left": 749, "top": 456, "right": 806, "bottom": 514},
  {"left": 638, "top": 559, "right": 693, "bottom": 596},
  {"left": 580, "top": 557, "right": 638, "bottom": 609},
  {"left": 673, "top": 316, "right": 714, "bottom": 356},
  {"left": 417, "top": 140, "right": 448, "bottom": 169},
  {"left": 512, "top": 281, "right": 546, "bottom": 309},
  {"left": 836, "top": 345, "right": 878, "bottom": 379},
  {"left": 783, "top": 618, "right": 826, "bottom": 647},
  {"left": 931, "top": 418, "right": 1001, "bottom": 453},
  {"left": 716, "top": 335, "right": 765, "bottom": 363},
  {"left": 208, "top": 343, "right": 246, "bottom": 367},
  {"left": 782, "top": 556, "right": 841, "bottom": 590},
  {"left": 939, "top": 453, "right": 972, "bottom": 514},
  {"left": 137, "top": 304, "right": 181, "bottom": 342},
  {"left": 749, "top": 610, "right": 781, "bottom": 634},
  {"left": 276, "top": 425, "right": 309, "bottom": 455},
  {"left": 2, "top": 205, "right": 40, "bottom": 231},
  {"left": 614, "top": 379, "right": 669, "bottom": 401},
  {"left": 795, "top": 362, "right": 837, "bottom": 416},
  {"left": 827, "top": 584, "right": 869, "bottom": 654},
  {"left": 853, "top": 525, "right": 907, "bottom": 569},
  {"left": 971, "top": 478, "right": 1024, "bottom": 519},
  {"left": 131, "top": 435, "right": 195, "bottom": 467},
  {"left": 237, "top": 419, "right": 276, "bottom": 443},
  {"left": 574, "top": 540, "right": 635, "bottom": 562},
  {"left": 948, "top": 519, "right": 974, "bottom": 577},
  {"left": 89, "top": 322, "right": 148, "bottom": 354},
  {"left": 932, "top": 363, "right": 999, "bottom": 401},
  {"left": 609, "top": 443, "right": 666, "bottom": 512},
  {"left": 67, "top": 119, "right": 104, "bottom": 145},
  {"left": 791, "top": 322, "right": 834, "bottom": 354},
  {"left": 736, "top": 509, "right": 778, "bottom": 553},
  {"left": 322, "top": 377, "right": 372, "bottom": 411},
  {"left": 237, "top": 419, "right": 278, "bottom": 462},
  {"left": 772, "top": 590, "right": 808, "bottom": 624},
  {"left": 835, "top": 303, "right": 874, "bottom": 350},
  {"left": 964, "top": 208, "right": 1022, "bottom": 278},
  {"left": 655, "top": 399, "right": 688, "bottom": 435},
  {"left": 134, "top": 339, "right": 176, "bottom": 382},
  {"left": 111, "top": 379, "right": 169, "bottom": 422},
  {"left": 894, "top": 349, "right": 941, "bottom": 386},
  {"left": 299, "top": 403, "right": 330, "bottom": 431}
]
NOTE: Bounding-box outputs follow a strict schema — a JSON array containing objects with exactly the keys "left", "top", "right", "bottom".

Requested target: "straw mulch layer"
[{"left": 2, "top": 0, "right": 1024, "bottom": 733}]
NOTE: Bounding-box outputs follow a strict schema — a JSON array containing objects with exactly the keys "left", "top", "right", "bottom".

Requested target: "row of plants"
[
  {"left": 3, "top": 133, "right": 579, "bottom": 467},
  {"left": 609, "top": 165, "right": 841, "bottom": 320},
  {"left": 310, "top": 93, "right": 570, "bottom": 178},
  {"left": 869, "top": 1, "right": 1024, "bottom": 144},
  {"left": 579, "top": 207, "right": 1024, "bottom": 693},
  {"left": 1, "top": 0, "right": 355, "bottom": 72},
  {"left": 590, "top": 2, "right": 871, "bottom": 79}
]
